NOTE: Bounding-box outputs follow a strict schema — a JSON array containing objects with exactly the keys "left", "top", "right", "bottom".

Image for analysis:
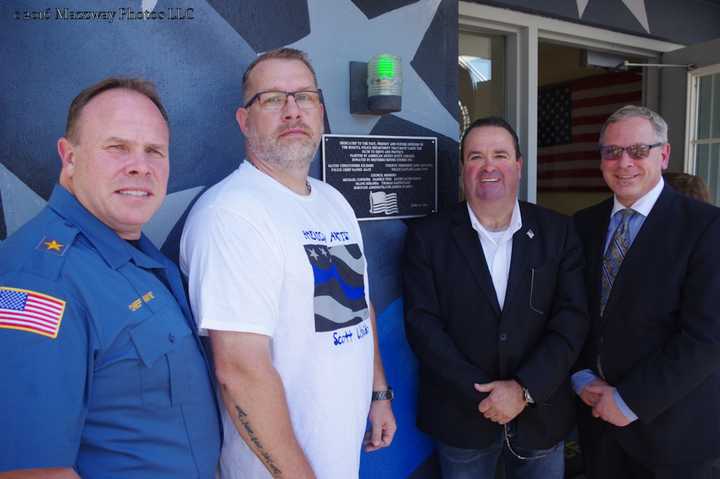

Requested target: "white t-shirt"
[{"left": 180, "top": 161, "right": 374, "bottom": 479}]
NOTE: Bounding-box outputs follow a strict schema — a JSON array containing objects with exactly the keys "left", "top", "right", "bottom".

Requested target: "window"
[{"left": 686, "top": 65, "right": 720, "bottom": 205}]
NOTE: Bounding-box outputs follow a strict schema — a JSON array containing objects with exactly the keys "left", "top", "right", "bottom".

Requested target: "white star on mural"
[
  {"left": 0, "top": 162, "right": 203, "bottom": 248},
  {"left": 0, "top": 163, "right": 46, "bottom": 238},
  {"left": 142, "top": 0, "right": 158, "bottom": 12},
  {"left": 143, "top": 185, "right": 205, "bottom": 247},
  {"left": 291, "top": 0, "right": 457, "bottom": 139},
  {"left": 576, "top": 0, "right": 590, "bottom": 17},
  {"left": 621, "top": 0, "right": 650, "bottom": 32},
  {"left": 577, "top": 0, "right": 650, "bottom": 32}
]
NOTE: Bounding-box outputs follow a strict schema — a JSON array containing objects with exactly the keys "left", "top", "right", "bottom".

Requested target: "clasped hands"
[
  {"left": 580, "top": 378, "right": 631, "bottom": 427},
  {"left": 475, "top": 378, "right": 632, "bottom": 428},
  {"left": 474, "top": 380, "right": 527, "bottom": 425}
]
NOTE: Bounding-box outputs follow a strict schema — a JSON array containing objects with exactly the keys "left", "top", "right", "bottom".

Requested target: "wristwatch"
[{"left": 371, "top": 387, "right": 394, "bottom": 401}]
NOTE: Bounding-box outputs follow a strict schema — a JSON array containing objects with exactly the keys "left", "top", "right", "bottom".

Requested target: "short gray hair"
[
  {"left": 599, "top": 105, "right": 668, "bottom": 144},
  {"left": 242, "top": 48, "right": 318, "bottom": 102}
]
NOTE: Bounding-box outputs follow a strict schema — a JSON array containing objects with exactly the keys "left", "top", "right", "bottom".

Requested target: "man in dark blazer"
[
  {"left": 403, "top": 117, "right": 589, "bottom": 478},
  {"left": 573, "top": 105, "right": 720, "bottom": 479}
]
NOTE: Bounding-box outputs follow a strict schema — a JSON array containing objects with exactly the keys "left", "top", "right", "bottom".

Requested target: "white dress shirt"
[{"left": 467, "top": 201, "right": 522, "bottom": 310}]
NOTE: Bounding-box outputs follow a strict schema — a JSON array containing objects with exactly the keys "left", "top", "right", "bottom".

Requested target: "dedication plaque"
[{"left": 321, "top": 134, "right": 437, "bottom": 221}]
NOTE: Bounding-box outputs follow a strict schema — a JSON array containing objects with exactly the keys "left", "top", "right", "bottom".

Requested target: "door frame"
[{"left": 459, "top": 2, "right": 683, "bottom": 202}]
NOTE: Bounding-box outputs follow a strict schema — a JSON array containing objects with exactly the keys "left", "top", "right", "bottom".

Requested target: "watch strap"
[{"left": 371, "top": 387, "right": 394, "bottom": 401}]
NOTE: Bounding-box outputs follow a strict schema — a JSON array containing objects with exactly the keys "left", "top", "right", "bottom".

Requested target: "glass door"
[{"left": 458, "top": 32, "right": 507, "bottom": 133}]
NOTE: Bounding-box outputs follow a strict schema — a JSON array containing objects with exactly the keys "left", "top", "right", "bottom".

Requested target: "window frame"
[{"left": 684, "top": 63, "right": 720, "bottom": 175}]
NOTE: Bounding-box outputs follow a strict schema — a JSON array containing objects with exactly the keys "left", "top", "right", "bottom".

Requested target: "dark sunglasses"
[{"left": 599, "top": 143, "right": 663, "bottom": 161}]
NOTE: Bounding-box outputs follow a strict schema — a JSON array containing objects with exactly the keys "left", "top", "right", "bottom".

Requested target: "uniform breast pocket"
[
  {"left": 129, "top": 310, "right": 193, "bottom": 407},
  {"left": 529, "top": 261, "right": 559, "bottom": 315}
]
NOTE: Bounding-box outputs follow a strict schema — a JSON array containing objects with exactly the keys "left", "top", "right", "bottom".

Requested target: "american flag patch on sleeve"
[{"left": 0, "top": 287, "right": 66, "bottom": 339}]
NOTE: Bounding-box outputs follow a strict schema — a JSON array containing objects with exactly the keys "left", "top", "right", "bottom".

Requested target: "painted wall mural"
[
  {"left": 472, "top": 0, "right": 720, "bottom": 45},
  {"left": 1, "top": 1, "right": 459, "bottom": 477}
]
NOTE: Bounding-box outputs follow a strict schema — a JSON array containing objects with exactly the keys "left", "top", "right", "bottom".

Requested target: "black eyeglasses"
[
  {"left": 244, "top": 89, "right": 323, "bottom": 111},
  {"left": 599, "top": 143, "right": 663, "bottom": 161}
]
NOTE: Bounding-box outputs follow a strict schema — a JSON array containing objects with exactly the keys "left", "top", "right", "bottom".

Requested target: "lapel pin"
[{"left": 527, "top": 229, "right": 535, "bottom": 239}]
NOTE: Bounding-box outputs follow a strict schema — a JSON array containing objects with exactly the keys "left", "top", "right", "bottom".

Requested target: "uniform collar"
[{"left": 48, "top": 185, "right": 164, "bottom": 270}]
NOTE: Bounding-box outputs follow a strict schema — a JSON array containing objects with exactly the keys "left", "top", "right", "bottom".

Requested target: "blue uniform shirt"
[{"left": 0, "top": 186, "right": 221, "bottom": 477}]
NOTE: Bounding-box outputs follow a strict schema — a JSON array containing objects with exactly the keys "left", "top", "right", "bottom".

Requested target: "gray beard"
[{"left": 247, "top": 132, "right": 318, "bottom": 171}]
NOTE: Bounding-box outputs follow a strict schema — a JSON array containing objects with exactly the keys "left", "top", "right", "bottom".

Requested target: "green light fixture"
[{"left": 367, "top": 54, "right": 402, "bottom": 113}]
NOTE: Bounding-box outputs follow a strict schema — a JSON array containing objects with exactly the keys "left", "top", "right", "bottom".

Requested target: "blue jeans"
[{"left": 436, "top": 432, "right": 564, "bottom": 479}]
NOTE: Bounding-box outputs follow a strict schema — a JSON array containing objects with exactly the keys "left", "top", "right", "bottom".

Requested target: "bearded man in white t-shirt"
[{"left": 180, "top": 48, "right": 396, "bottom": 479}]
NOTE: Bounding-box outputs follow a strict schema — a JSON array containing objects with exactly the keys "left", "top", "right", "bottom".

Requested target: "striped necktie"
[{"left": 600, "top": 208, "right": 636, "bottom": 316}]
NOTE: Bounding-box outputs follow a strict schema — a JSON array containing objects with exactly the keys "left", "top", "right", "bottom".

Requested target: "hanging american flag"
[
  {"left": 538, "top": 72, "right": 643, "bottom": 192},
  {"left": 0, "top": 287, "right": 66, "bottom": 339}
]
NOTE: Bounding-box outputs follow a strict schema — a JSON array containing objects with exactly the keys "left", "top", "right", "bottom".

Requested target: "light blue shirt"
[{"left": 572, "top": 177, "right": 665, "bottom": 423}]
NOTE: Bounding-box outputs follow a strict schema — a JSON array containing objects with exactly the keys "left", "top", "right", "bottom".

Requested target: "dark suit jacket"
[
  {"left": 574, "top": 185, "right": 720, "bottom": 465},
  {"left": 403, "top": 201, "right": 589, "bottom": 449}
]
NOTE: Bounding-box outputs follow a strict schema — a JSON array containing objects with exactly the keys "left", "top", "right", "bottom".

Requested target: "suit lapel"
[
  {"left": 451, "top": 205, "right": 501, "bottom": 316},
  {"left": 504, "top": 203, "right": 534, "bottom": 313},
  {"left": 604, "top": 186, "right": 673, "bottom": 316},
  {"left": 588, "top": 200, "right": 612, "bottom": 319},
  {"left": 623, "top": 185, "right": 673, "bottom": 262}
]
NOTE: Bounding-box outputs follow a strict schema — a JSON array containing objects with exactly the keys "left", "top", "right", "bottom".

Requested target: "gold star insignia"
[{"left": 44, "top": 240, "right": 63, "bottom": 252}]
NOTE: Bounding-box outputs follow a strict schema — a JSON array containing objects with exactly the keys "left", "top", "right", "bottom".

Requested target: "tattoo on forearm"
[{"left": 235, "top": 405, "right": 282, "bottom": 477}]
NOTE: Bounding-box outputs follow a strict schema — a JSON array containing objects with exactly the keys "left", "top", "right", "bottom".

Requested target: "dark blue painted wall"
[{"left": 472, "top": 0, "right": 720, "bottom": 45}]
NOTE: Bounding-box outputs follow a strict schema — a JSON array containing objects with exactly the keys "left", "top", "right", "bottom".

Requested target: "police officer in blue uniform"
[{"left": 0, "top": 77, "right": 221, "bottom": 478}]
